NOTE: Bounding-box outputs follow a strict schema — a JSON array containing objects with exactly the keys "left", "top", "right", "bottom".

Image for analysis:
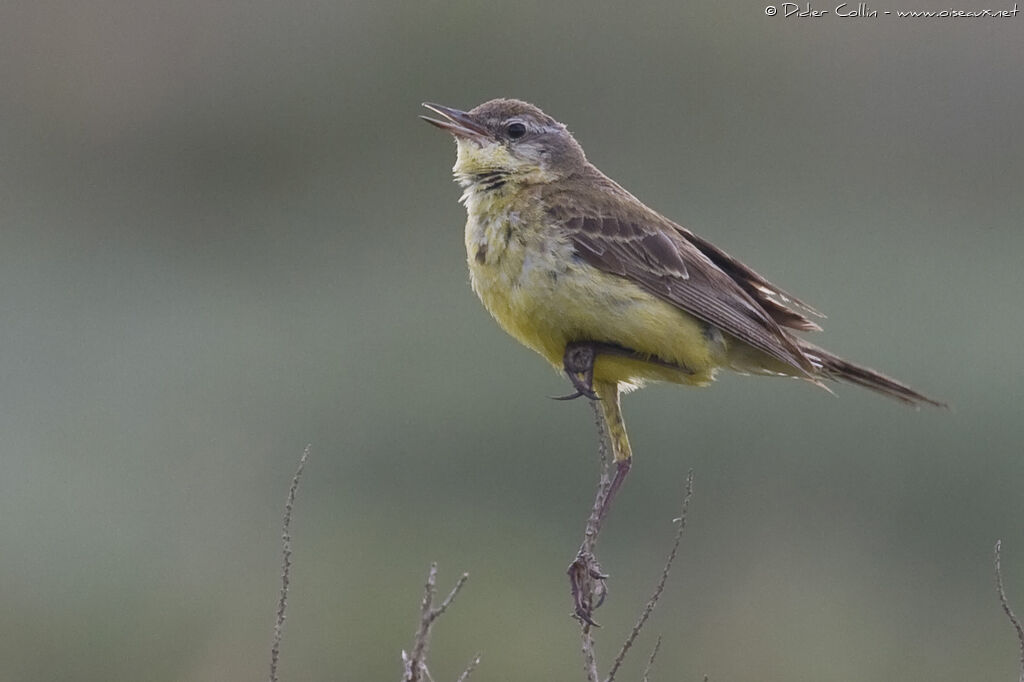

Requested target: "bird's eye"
[{"left": 506, "top": 121, "right": 527, "bottom": 140}]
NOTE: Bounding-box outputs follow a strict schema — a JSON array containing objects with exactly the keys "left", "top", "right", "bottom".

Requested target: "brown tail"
[{"left": 800, "top": 342, "right": 946, "bottom": 408}]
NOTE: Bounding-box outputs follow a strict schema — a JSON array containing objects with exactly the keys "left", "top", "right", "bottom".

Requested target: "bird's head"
[{"left": 421, "top": 98, "right": 586, "bottom": 188}]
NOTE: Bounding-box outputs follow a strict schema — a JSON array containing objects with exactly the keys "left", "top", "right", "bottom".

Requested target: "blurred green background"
[{"left": 1, "top": 1, "right": 1022, "bottom": 680}]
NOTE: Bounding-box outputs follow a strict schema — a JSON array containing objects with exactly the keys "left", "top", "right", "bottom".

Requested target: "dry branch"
[
  {"left": 269, "top": 444, "right": 311, "bottom": 682},
  {"left": 402, "top": 563, "right": 475, "bottom": 682},
  {"left": 995, "top": 540, "right": 1024, "bottom": 682},
  {"left": 573, "top": 398, "right": 695, "bottom": 682},
  {"left": 640, "top": 635, "right": 662, "bottom": 682},
  {"left": 606, "top": 471, "right": 693, "bottom": 682}
]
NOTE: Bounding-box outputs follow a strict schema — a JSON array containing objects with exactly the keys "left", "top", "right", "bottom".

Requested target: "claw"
[
  {"left": 551, "top": 387, "right": 599, "bottom": 401},
  {"left": 565, "top": 372, "right": 600, "bottom": 401},
  {"left": 576, "top": 608, "right": 600, "bottom": 627},
  {"left": 560, "top": 342, "right": 600, "bottom": 402}
]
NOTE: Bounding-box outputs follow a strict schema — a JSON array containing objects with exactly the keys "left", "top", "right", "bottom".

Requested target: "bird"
[{"left": 421, "top": 98, "right": 942, "bottom": 619}]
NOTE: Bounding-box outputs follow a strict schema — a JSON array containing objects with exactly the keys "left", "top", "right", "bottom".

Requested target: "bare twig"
[
  {"left": 402, "top": 563, "right": 472, "bottom": 682},
  {"left": 438, "top": 574, "right": 471, "bottom": 616},
  {"left": 269, "top": 444, "right": 311, "bottom": 682},
  {"left": 455, "top": 654, "right": 482, "bottom": 682},
  {"left": 584, "top": 398, "right": 613, "bottom": 550},
  {"left": 640, "top": 635, "right": 662, "bottom": 682},
  {"left": 581, "top": 624, "right": 601, "bottom": 682},
  {"left": 606, "top": 470, "right": 694, "bottom": 682},
  {"left": 577, "top": 400, "right": 614, "bottom": 672},
  {"left": 576, "top": 394, "right": 696, "bottom": 681},
  {"left": 995, "top": 540, "right": 1024, "bottom": 682}
]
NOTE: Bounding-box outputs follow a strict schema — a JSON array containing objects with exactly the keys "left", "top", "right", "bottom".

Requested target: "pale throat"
[{"left": 451, "top": 140, "right": 555, "bottom": 268}]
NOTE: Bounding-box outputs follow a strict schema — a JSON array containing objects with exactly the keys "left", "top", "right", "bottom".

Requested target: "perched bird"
[{"left": 421, "top": 98, "right": 942, "bottom": 616}]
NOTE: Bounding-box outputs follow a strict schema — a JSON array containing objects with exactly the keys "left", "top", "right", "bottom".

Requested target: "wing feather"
[{"left": 559, "top": 212, "right": 818, "bottom": 374}]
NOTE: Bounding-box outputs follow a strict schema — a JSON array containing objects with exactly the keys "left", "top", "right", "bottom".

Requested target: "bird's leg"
[
  {"left": 553, "top": 342, "right": 600, "bottom": 401},
  {"left": 554, "top": 342, "right": 692, "bottom": 402},
  {"left": 568, "top": 379, "right": 633, "bottom": 625},
  {"left": 594, "top": 381, "right": 633, "bottom": 526}
]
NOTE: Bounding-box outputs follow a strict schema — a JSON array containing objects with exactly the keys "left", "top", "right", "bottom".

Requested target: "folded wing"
[{"left": 557, "top": 211, "right": 819, "bottom": 375}]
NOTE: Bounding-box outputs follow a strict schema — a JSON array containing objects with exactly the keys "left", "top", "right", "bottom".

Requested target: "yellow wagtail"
[{"left": 421, "top": 99, "right": 943, "bottom": 614}]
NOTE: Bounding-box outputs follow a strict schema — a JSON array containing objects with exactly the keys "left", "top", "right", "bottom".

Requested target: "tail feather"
[{"left": 800, "top": 343, "right": 946, "bottom": 408}]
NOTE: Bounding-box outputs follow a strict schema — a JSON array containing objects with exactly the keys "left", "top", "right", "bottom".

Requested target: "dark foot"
[
  {"left": 552, "top": 342, "right": 599, "bottom": 401},
  {"left": 568, "top": 550, "right": 608, "bottom": 626},
  {"left": 552, "top": 342, "right": 695, "bottom": 403}
]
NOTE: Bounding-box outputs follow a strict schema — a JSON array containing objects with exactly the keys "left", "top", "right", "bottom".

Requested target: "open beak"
[{"left": 420, "top": 103, "right": 490, "bottom": 141}]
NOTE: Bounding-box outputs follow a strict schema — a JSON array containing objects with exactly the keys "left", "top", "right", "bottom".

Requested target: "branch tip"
[
  {"left": 455, "top": 654, "right": 482, "bottom": 682},
  {"left": 605, "top": 471, "right": 694, "bottom": 682},
  {"left": 269, "top": 444, "right": 312, "bottom": 682},
  {"left": 641, "top": 635, "right": 662, "bottom": 682},
  {"left": 994, "top": 540, "right": 1024, "bottom": 682},
  {"left": 404, "top": 564, "right": 473, "bottom": 682}
]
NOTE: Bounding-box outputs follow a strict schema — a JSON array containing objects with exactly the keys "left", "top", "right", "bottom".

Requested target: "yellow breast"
[{"left": 461, "top": 189, "right": 726, "bottom": 389}]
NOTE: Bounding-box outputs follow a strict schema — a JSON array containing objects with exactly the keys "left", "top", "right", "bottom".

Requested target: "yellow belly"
[{"left": 467, "top": 230, "right": 726, "bottom": 389}]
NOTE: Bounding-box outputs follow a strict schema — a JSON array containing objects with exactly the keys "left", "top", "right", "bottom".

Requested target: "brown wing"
[
  {"left": 677, "top": 227, "right": 823, "bottom": 332},
  {"left": 559, "top": 212, "right": 819, "bottom": 374}
]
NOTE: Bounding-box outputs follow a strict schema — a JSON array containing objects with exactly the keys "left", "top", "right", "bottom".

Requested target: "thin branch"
[
  {"left": 570, "top": 401, "right": 615, "bottom": 632},
  {"left": 576, "top": 400, "right": 614, "bottom": 671},
  {"left": 640, "top": 635, "right": 661, "bottom": 682},
  {"left": 269, "top": 444, "right": 311, "bottom": 682},
  {"left": 407, "top": 564, "right": 440, "bottom": 681},
  {"left": 995, "top": 540, "right": 1024, "bottom": 682},
  {"left": 584, "top": 398, "right": 613, "bottom": 552},
  {"left": 455, "top": 654, "right": 481, "bottom": 682},
  {"left": 437, "top": 573, "right": 471, "bottom": 620},
  {"left": 581, "top": 625, "right": 601, "bottom": 682},
  {"left": 606, "top": 470, "right": 694, "bottom": 682},
  {"left": 403, "top": 564, "right": 472, "bottom": 682}
]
